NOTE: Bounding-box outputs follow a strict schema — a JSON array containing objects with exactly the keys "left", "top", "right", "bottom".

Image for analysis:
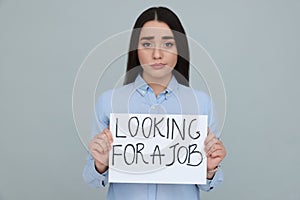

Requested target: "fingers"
[
  {"left": 204, "top": 132, "right": 215, "bottom": 144},
  {"left": 91, "top": 148, "right": 105, "bottom": 161},
  {"left": 94, "top": 129, "right": 113, "bottom": 151},
  {"left": 207, "top": 143, "right": 225, "bottom": 156},
  {"left": 204, "top": 133, "right": 218, "bottom": 153},
  {"left": 210, "top": 149, "right": 226, "bottom": 158},
  {"left": 88, "top": 128, "right": 113, "bottom": 166},
  {"left": 88, "top": 128, "right": 113, "bottom": 155},
  {"left": 204, "top": 132, "right": 226, "bottom": 158},
  {"left": 94, "top": 137, "right": 111, "bottom": 153},
  {"left": 103, "top": 128, "right": 113, "bottom": 143},
  {"left": 91, "top": 149, "right": 109, "bottom": 166}
]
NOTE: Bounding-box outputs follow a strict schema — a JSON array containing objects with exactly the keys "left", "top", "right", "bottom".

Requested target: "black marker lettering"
[
  {"left": 128, "top": 116, "right": 139, "bottom": 137},
  {"left": 187, "top": 144, "right": 203, "bottom": 166},
  {"left": 153, "top": 117, "right": 165, "bottom": 137},
  {"left": 172, "top": 118, "right": 185, "bottom": 140},
  {"left": 188, "top": 119, "right": 200, "bottom": 140},
  {"left": 112, "top": 144, "right": 122, "bottom": 166},
  {"left": 177, "top": 146, "right": 188, "bottom": 164},
  {"left": 115, "top": 118, "right": 126, "bottom": 138},
  {"left": 166, "top": 143, "right": 179, "bottom": 166},
  {"left": 124, "top": 144, "right": 135, "bottom": 165},
  {"left": 166, "top": 118, "right": 170, "bottom": 139},
  {"left": 142, "top": 117, "right": 152, "bottom": 138},
  {"left": 136, "top": 143, "right": 148, "bottom": 164},
  {"left": 150, "top": 145, "right": 165, "bottom": 165}
]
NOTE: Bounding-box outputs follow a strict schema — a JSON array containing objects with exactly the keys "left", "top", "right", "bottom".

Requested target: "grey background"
[{"left": 1, "top": 0, "right": 299, "bottom": 200}]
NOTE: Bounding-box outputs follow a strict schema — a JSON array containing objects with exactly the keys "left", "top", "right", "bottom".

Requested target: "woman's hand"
[
  {"left": 204, "top": 130, "right": 226, "bottom": 179},
  {"left": 88, "top": 128, "right": 113, "bottom": 174}
]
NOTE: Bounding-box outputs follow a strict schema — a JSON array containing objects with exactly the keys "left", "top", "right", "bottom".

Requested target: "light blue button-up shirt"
[{"left": 83, "top": 74, "right": 224, "bottom": 200}]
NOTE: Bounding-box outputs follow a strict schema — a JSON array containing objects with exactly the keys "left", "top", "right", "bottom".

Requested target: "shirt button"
[{"left": 151, "top": 105, "right": 156, "bottom": 110}]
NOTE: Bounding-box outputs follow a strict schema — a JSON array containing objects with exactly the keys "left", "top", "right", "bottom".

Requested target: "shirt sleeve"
[
  {"left": 196, "top": 167, "right": 224, "bottom": 191},
  {"left": 196, "top": 91, "right": 224, "bottom": 191},
  {"left": 206, "top": 94, "right": 220, "bottom": 138},
  {"left": 82, "top": 91, "right": 111, "bottom": 188},
  {"left": 83, "top": 153, "right": 109, "bottom": 188}
]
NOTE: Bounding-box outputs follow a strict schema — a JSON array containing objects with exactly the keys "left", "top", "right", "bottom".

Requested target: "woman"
[{"left": 83, "top": 6, "right": 226, "bottom": 200}]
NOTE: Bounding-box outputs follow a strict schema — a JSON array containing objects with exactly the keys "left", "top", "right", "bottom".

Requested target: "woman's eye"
[
  {"left": 142, "top": 42, "right": 152, "bottom": 48},
  {"left": 164, "top": 42, "right": 174, "bottom": 48}
]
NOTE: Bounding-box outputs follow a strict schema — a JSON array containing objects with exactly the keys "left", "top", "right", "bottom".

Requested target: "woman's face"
[{"left": 138, "top": 20, "right": 178, "bottom": 82}]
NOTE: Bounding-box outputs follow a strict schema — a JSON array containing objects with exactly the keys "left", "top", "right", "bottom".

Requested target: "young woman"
[{"left": 83, "top": 6, "right": 226, "bottom": 200}]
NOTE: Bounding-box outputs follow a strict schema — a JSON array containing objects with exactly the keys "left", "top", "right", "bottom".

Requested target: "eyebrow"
[
  {"left": 162, "top": 36, "right": 174, "bottom": 40},
  {"left": 140, "top": 36, "right": 175, "bottom": 41}
]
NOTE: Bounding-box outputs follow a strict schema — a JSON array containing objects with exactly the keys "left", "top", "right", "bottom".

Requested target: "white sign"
[{"left": 109, "top": 113, "right": 208, "bottom": 184}]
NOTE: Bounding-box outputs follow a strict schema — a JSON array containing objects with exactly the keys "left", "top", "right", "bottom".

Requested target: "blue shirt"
[{"left": 83, "top": 74, "right": 224, "bottom": 200}]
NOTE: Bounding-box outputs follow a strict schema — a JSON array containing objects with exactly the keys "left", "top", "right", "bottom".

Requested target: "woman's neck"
[{"left": 142, "top": 73, "right": 172, "bottom": 97}]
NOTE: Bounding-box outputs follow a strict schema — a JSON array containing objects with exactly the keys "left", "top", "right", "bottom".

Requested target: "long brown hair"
[{"left": 124, "top": 7, "right": 190, "bottom": 86}]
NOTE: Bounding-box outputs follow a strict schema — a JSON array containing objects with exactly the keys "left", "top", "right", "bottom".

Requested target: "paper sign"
[{"left": 109, "top": 113, "right": 207, "bottom": 184}]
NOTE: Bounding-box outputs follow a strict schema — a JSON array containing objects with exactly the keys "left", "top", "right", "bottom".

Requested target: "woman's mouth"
[{"left": 150, "top": 63, "right": 166, "bottom": 69}]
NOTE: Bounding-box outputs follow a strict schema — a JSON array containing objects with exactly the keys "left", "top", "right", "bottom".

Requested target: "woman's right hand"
[{"left": 88, "top": 128, "right": 113, "bottom": 173}]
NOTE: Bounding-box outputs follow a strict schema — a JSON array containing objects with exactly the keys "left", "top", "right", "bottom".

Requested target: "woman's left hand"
[{"left": 204, "top": 130, "right": 226, "bottom": 178}]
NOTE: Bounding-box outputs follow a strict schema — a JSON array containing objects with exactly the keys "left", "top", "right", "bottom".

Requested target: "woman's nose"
[{"left": 152, "top": 47, "right": 162, "bottom": 59}]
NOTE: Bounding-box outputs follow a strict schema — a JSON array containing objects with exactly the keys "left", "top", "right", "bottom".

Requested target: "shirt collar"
[
  {"left": 134, "top": 74, "right": 179, "bottom": 98},
  {"left": 134, "top": 74, "right": 149, "bottom": 96}
]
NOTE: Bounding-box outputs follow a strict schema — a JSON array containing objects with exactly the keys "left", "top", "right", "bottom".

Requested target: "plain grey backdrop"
[{"left": 1, "top": 0, "right": 299, "bottom": 200}]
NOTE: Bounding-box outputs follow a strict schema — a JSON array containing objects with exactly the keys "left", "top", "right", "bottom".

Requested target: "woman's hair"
[{"left": 124, "top": 6, "right": 190, "bottom": 86}]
